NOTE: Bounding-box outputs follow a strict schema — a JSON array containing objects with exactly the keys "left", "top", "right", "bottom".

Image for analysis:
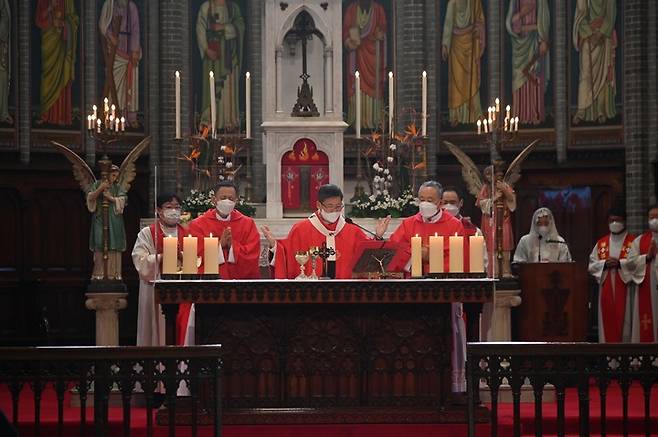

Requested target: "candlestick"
[
  {"left": 469, "top": 235, "right": 485, "bottom": 273},
  {"left": 515, "top": 116, "right": 519, "bottom": 132},
  {"left": 162, "top": 235, "right": 178, "bottom": 274},
  {"left": 421, "top": 70, "right": 427, "bottom": 136},
  {"left": 93, "top": 105, "right": 98, "bottom": 119},
  {"left": 96, "top": 118, "right": 101, "bottom": 133},
  {"left": 355, "top": 71, "right": 361, "bottom": 139},
  {"left": 388, "top": 71, "right": 394, "bottom": 136},
  {"left": 120, "top": 116, "right": 125, "bottom": 132},
  {"left": 506, "top": 105, "right": 511, "bottom": 120},
  {"left": 204, "top": 233, "right": 219, "bottom": 274},
  {"left": 175, "top": 71, "right": 181, "bottom": 139},
  {"left": 245, "top": 71, "right": 252, "bottom": 139},
  {"left": 483, "top": 118, "right": 488, "bottom": 133},
  {"left": 477, "top": 119, "right": 482, "bottom": 135},
  {"left": 104, "top": 97, "right": 109, "bottom": 114},
  {"left": 495, "top": 98, "right": 500, "bottom": 113},
  {"left": 428, "top": 233, "right": 443, "bottom": 273},
  {"left": 411, "top": 234, "right": 422, "bottom": 278},
  {"left": 449, "top": 234, "right": 464, "bottom": 273},
  {"left": 182, "top": 234, "right": 198, "bottom": 274},
  {"left": 209, "top": 71, "right": 216, "bottom": 139}
]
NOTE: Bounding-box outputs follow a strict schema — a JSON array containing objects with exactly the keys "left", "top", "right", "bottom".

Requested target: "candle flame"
[
  {"left": 188, "top": 234, "right": 192, "bottom": 238},
  {"left": 415, "top": 233, "right": 419, "bottom": 237},
  {"left": 209, "top": 233, "right": 213, "bottom": 238},
  {"left": 388, "top": 71, "right": 393, "bottom": 78},
  {"left": 175, "top": 70, "right": 180, "bottom": 78},
  {"left": 434, "top": 232, "right": 438, "bottom": 236},
  {"left": 422, "top": 70, "right": 427, "bottom": 78},
  {"left": 245, "top": 71, "right": 250, "bottom": 78},
  {"left": 355, "top": 70, "right": 360, "bottom": 78},
  {"left": 209, "top": 71, "right": 214, "bottom": 78}
]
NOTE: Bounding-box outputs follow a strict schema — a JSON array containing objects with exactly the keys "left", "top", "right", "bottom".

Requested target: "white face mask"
[
  {"left": 419, "top": 201, "right": 439, "bottom": 219},
  {"left": 216, "top": 199, "right": 236, "bottom": 216},
  {"left": 161, "top": 208, "right": 181, "bottom": 226},
  {"left": 537, "top": 225, "right": 550, "bottom": 237},
  {"left": 320, "top": 209, "right": 342, "bottom": 223},
  {"left": 649, "top": 218, "right": 658, "bottom": 232},
  {"left": 609, "top": 221, "right": 625, "bottom": 234},
  {"left": 443, "top": 204, "right": 460, "bottom": 217}
]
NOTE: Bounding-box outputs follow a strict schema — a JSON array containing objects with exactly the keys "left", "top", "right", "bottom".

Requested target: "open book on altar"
[{"left": 349, "top": 240, "right": 405, "bottom": 279}]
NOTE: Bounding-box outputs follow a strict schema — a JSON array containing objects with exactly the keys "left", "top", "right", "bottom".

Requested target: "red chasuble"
[
  {"left": 187, "top": 209, "right": 261, "bottom": 279},
  {"left": 389, "top": 212, "right": 465, "bottom": 274},
  {"left": 596, "top": 233, "right": 634, "bottom": 342},
  {"left": 637, "top": 232, "right": 657, "bottom": 342},
  {"left": 273, "top": 215, "right": 369, "bottom": 279}
]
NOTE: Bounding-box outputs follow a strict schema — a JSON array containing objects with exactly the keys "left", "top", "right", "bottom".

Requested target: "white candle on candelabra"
[
  {"left": 162, "top": 235, "right": 178, "bottom": 274},
  {"left": 388, "top": 71, "right": 394, "bottom": 136},
  {"left": 209, "top": 71, "right": 217, "bottom": 139},
  {"left": 96, "top": 118, "right": 101, "bottom": 133},
  {"left": 429, "top": 233, "right": 444, "bottom": 273},
  {"left": 515, "top": 116, "right": 520, "bottom": 131},
  {"left": 87, "top": 115, "right": 92, "bottom": 130},
  {"left": 504, "top": 117, "right": 509, "bottom": 131},
  {"left": 203, "top": 233, "right": 219, "bottom": 275},
  {"left": 411, "top": 234, "right": 423, "bottom": 278},
  {"left": 245, "top": 71, "right": 251, "bottom": 139},
  {"left": 103, "top": 97, "right": 109, "bottom": 114},
  {"left": 111, "top": 104, "right": 116, "bottom": 119},
  {"left": 506, "top": 105, "right": 511, "bottom": 119},
  {"left": 355, "top": 71, "right": 361, "bottom": 139},
  {"left": 120, "top": 116, "right": 125, "bottom": 131},
  {"left": 449, "top": 233, "right": 464, "bottom": 273},
  {"left": 477, "top": 119, "right": 482, "bottom": 135},
  {"left": 483, "top": 118, "right": 488, "bottom": 133},
  {"left": 93, "top": 105, "right": 98, "bottom": 119},
  {"left": 495, "top": 97, "right": 500, "bottom": 113},
  {"left": 182, "top": 235, "right": 198, "bottom": 274},
  {"left": 469, "top": 235, "right": 485, "bottom": 273},
  {"left": 421, "top": 70, "right": 427, "bottom": 137},
  {"left": 175, "top": 71, "right": 181, "bottom": 139}
]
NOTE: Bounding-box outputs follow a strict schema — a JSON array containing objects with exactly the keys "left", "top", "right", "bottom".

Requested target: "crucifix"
[
  {"left": 286, "top": 10, "right": 321, "bottom": 117},
  {"left": 317, "top": 241, "right": 336, "bottom": 279}
]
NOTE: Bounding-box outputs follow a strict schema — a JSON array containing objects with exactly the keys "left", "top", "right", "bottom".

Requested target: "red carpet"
[{"left": 1, "top": 384, "right": 655, "bottom": 436}]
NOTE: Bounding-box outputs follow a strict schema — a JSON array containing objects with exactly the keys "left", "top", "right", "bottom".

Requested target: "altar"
[{"left": 155, "top": 278, "right": 494, "bottom": 424}]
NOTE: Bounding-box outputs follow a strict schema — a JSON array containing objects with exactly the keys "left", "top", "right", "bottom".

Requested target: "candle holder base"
[{"left": 425, "top": 273, "right": 488, "bottom": 279}]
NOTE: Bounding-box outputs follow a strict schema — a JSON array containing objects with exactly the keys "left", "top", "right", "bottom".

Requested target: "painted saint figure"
[
  {"left": 196, "top": 0, "right": 245, "bottom": 131},
  {"left": 99, "top": 0, "right": 142, "bottom": 127},
  {"left": 572, "top": 0, "right": 617, "bottom": 124},
  {"left": 442, "top": 0, "right": 485, "bottom": 126},
  {"left": 0, "top": 0, "right": 11, "bottom": 124},
  {"left": 506, "top": 0, "right": 550, "bottom": 125},
  {"left": 35, "top": 0, "right": 79, "bottom": 126},
  {"left": 343, "top": 0, "right": 387, "bottom": 130}
]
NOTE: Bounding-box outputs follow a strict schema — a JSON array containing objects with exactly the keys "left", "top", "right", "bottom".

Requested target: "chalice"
[
  {"left": 294, "top": 250, "right": 310, "bottom": 280},
  {"left": 308, "top": 246, "right": 320, "bottom": 280}
]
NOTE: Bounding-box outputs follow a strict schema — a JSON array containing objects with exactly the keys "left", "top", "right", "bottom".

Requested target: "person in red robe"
[
  {"left": 262, "top": 184, "right": 390, "bottom": 279},
  {"left": 389, "top": 181, "right": 465, "bottom": 274}
]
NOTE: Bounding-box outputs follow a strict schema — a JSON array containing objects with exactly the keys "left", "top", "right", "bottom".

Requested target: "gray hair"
[{"left": 418, "top": 180, "right": 443, "bottom": 198}]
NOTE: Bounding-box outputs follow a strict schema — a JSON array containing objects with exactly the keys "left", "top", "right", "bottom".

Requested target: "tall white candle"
[
  {"left": 92, "top": 105, "right": 98, "bottom": 119},
  {"left": 182, "top": 235, "right": 198, "bottom": 274},
  {"left": 411, "top": 234, "right": 422, "bottom": 278},
  {"left": 477, "top": 119, "right": 481, "bottom": 135},
  {"left": 162, "top": 235, "right": 178, "bottom": 274},
  {"left": 175, "top": 71, "right": 181, "bottom": 139},
  {"left": 495, "top": 97, "right": 500, "bottom": 113},
  {"left": 449, "top": 234, "right": 464, "bottom": 273},
  {"left": 421, "top": 71, "right": 427, "bottom": 137},
  {"left": 245, "top": 72, "right": 251, "bottom": 139},
  {"left": 429, "top": 233, "right": 443, "bottom": 273},
  {"left": 355, "top": 71, "right": 361, "bottom": 139},
  {"left": 388, "top": 71, "right": 394, "bottom": 136},
  {"left": 209, "top": 71, "right": 216, "bottom": 138},
  {"left": 469, "top": 235, "right": 485, "bottom": 273},
  {"left": 204, "top": 233, "right": 219, "bottom": 275}
]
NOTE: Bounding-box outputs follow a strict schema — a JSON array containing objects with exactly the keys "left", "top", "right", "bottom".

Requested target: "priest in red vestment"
[
  {"left": 389, "top": 181, "right": 465, "bottom": 274},
  {"left": 262, "top": 184, "right": 390, "bottom": 279},
  {"left": 188, "top": 181, "right": 261, "bottom": 280}
]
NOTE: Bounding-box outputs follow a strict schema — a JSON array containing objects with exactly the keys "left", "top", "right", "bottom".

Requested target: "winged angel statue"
[
  {"left": 51, "top": 138, "right": 151, "bottom": 281},
  {"left": 443, "top": 140, "right": 538, "bottom": 277}
]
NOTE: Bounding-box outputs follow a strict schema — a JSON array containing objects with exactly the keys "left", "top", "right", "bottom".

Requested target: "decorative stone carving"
[{"left": 85, "top": 292, "right": 128, "bottom": 346}]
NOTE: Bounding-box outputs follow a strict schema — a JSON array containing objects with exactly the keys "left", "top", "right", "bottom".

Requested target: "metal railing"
[
  {"left": 467, "top": 342, "right": 658, "bottom": 437},
  {"left": 0, "top": 345, "right": 223, "bottom": 437}
]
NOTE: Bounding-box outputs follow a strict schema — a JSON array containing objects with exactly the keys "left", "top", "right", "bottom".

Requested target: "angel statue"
[
  {"left": 443, "top": 140, "right": 538, "bottom": 277},
  {"left": 51, "top": 138, "right": 151, "bottom": 281}
]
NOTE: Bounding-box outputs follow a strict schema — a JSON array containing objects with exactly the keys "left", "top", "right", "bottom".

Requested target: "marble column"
[
  {"left": 324, "top": 46, "right": 334, "bottom": 115},
  {"left": 275, "top": 47, "right": 284, "bottom": 114},
  {"left": 481, "top": 289, "right": 522, "bottom": 342},
  {"left": 85, "top": 293, "right": 128, "bottom": 346}
]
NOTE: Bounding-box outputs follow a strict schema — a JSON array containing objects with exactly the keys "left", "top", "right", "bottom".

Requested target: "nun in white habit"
[{"left": 513, "top": 207, "right": 572, "bottom": 263}]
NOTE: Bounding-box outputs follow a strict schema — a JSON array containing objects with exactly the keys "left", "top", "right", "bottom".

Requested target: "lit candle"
[
  {"left": 515, "top": 116, "right": 520, "bottom": 132},
  {"left": 355, "top": 71, "right": 361, "bottom": 139},
  {"left": 504, "top": 117, "right": 509, "bottom": 132},
  {"left": 203, "top": 233, "right": 219, "bottom": 275},
  {"left": 483, "top": 118, "right": 488, "bottom": 133},
  {"left": 182, "top": 234, "right": 198, "bottom": 274},
  {"left": 111, "top": 104, "right": 116, "bottom": 118},
  {"left": 175, "top": 71, "right": 181, "bottom": 139},
  {"left": 421, "top": 70, "right": 427, "bottom": 137},
  {"left": 469, "top": 235, "right": 485, "bottom": 273},
  {"left": 388, "top": 71, "right": 394, "bottom": 136},
  {"left": 96, "top": 118, "right": 101, "bottom": 133},
  {"left": 477, "top": 119, "right": 482, "bottom": 135},
  {"left": 209, "top": 71, "right": 216, "bottom": 139},
  {"left": 162, "top": 235, "right": 178, "bottom": 274},
  {"left": 495, "top": 97, "right": 500, "bottom": 113},
  {"left": 506, "top": 105, "right": 511, "bottom": 120},
  {"left": 93, "top": 104, "right": 98, "bottom": 119},
  {"left": 120, "top": 116, "right": 125, "bottom": 132},
  {"left": 429, "top": 233, "right": 444, "bottom": 273},
  {"left": 449, "top": 233, "right": 464, "bottom": 273},
  {"left": 245, "top": 71, "right": 251, "bottom": 139},
  {"left": 411, "top": 234, "right": 423, "bottom": 278},
  {"left": 87, "top": 115, "right": 92, "bottom": 130},
  {"left": 103, "top": 97, "right": 109, "bottom": 114}
]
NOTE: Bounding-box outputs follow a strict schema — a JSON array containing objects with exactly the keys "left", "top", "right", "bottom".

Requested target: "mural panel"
[
  {"left": 439, "top": 0, "right": 488, "bottom": 131},
  {"left": 342, "top": 0, "right": 393, "bottom": 134}
]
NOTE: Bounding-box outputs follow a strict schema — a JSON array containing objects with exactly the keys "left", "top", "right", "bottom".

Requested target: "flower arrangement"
[
  {"left": 181, "top": 189, "right": 255, "bottom": 220},
  {"left": 351, "top": 188, "right": 418, "bottom": 218}
]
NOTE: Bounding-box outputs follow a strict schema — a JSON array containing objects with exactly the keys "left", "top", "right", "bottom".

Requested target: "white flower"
[
  {"left": 219, "top": 175, "right": 225, "bottom": 180},
  {"left": 383, "top": 169, "right": 390, "bottom": 175},
  {"left": 369, "top": 195, "right": 376, "bottom": 202},
  {"left": 389, "top": 144, "right": 396, "bottom": 151},
  {"left": 226, "top": 161, "right": 233, "bottom": 168},
  {"left": 383, "top": 190, "right": 389, "bottom": 196},
  {"left": 220, "top": 145, "right": 226, "bottom": 151},
  {"left": 387, "top": 175, "right": 393, "bottom": 181},
  {"left": 387, "top": 156, "right": 394, "bottom": 163},
  {"left": 373, "top": 163, "right": 380, "bottom": 171},
  {"left": 375, "top": 190, "right": 381, "bottom": 196}
]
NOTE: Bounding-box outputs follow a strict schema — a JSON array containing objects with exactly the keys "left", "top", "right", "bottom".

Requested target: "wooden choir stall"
[{"left": 155, "top": 278, "right": 494, "bottom": 424}]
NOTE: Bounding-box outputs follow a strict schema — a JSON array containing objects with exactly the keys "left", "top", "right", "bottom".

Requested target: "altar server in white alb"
[
  {"left": 625, "top": 204, "right": 658, "bottom": 343},
  {"left": 132, "top": 193, "right": 188, "bottom": 347},
  {"left": 513, "top": 207, "right": 572, "bottom": 263},
  {"left": 588, "top": 208, "right": 636, "bottom": 343}
]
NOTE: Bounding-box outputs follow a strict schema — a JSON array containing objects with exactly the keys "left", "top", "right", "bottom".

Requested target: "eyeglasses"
[{"left": 320, "top": 202, "right": 344, "bottom": 212}]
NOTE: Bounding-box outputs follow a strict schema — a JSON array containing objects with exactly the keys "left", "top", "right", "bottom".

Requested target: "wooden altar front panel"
[{"left": 155, "top": 279, "right": 493, "bottom": 421}]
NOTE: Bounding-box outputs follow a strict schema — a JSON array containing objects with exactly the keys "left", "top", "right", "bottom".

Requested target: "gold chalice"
[
  {"left": 308, "top": 246, "right": 320, "bottom": 280},
  {"left": 294, "top": 250, "right": 310, "bottom": 280}
]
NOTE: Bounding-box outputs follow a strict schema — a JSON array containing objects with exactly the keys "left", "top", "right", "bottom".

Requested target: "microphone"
[
  {"left": 345, "top": 217, "right": 384, "bottom": 240},
  {"left": 545, "top": 239, "right": 569, "bottom": 245}
]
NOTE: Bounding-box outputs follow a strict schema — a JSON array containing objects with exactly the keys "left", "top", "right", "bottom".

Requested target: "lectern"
[{"left": 517, "top": 262, "right": 588, "bottom": 341}]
